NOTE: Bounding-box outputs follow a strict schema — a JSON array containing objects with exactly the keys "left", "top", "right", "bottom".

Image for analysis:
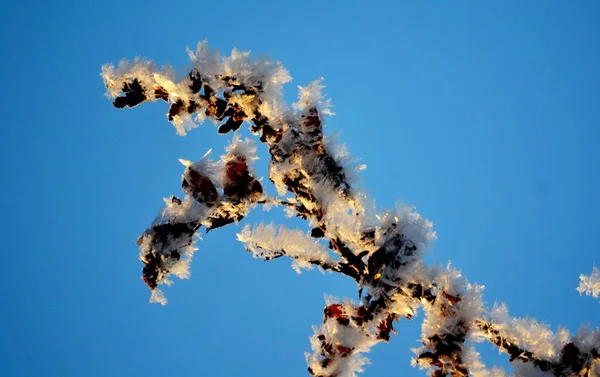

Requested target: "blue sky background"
[{"left": 1, "top": 1, "right": 599, "bottom": 376}]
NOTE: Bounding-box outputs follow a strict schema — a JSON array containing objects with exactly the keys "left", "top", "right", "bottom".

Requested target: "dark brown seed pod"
[{"left": 113, "top": 79, "right": 147, "bottom": 108}]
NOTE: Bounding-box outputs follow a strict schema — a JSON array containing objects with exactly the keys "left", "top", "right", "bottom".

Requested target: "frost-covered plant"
[
  {"left": 578, "top": 267, "right": 600, "bottom": 301},
  {"left": 101, "top": 41, "right": 599, "bottom": 377}
]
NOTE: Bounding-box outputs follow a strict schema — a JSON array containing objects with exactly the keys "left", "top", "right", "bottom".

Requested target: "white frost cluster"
[
  {"left": 306, "top": 323, "right": 375, "bottom": 377},
  {"left": 138, "top": 232, "right": 197, "bottom": 307},
  {"left": 179, "top": 149, "right": 223, "bottom": 189},
  {"left": 377, "top": 205, "right": 436, "bottom": 252},
  {"left": 101, "top": 59, "right": 200, "bottom": 135},
  {"left": 577, "top": 265, "right": 600, "bottom": 300},
  {"left": 461, "top": 347, "right": 510, "bottom": 377},
  {"left": 155, "top": 194, "right": 210, "bottom": 227},
  {"left": 482, "top": 303, "right": 570, "bottom": 362},
  {"left": 150, "top": 289, "right": 168, "bottom": 306},
  {"left": 102, "top": 40, "right": 292, "bottom": 135},
  {"left": 305, "top": 298, "right": 385, "bottom": 377},
  {"left": 414, "top": 265, "right": 485, "bottom": 369},
  {"left": 237, "top": 223, "right": 336, "bottom": 273},
  {"left": 366, "top": 207, "right": 437, "bottom": 295},
  {"left": 323, "top": 135, "right": 368, "bottom": 181},
  {"left": 187, "top": 40, "right": 292, "bottom": 122},
  {"left": 293, "top": 78, "right": 334, "bottom": 116},
  {"left": 573, "top": 324, "right": 600, "bottom": 354},
  {"left": 101, "top": 58, "right": 161, "bottom": 98}
]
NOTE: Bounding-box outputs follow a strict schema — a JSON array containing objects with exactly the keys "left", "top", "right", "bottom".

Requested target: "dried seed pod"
[
  {"left": 168, "top": 99, "right": 185, "bottom": 121},
  {"left": 141, "top": 252, "right": 160, "bottom": 289},
  {"left": 187, "top": 100, "right": 200, "bottom": 114},
  {"left": 182, "top": 168, "right": 219, "bottom": 206},
  {"left": 205, "top": 213, "right": 244, "bottom": 232},
  {"left": 154, "top": 87, "right": 169, "bottom": 101},
  {"left": 311, "top": 227, "right": 325, "bottom": 238},
  {"left": 113, "top": 79, "right": 147, "bottom": 108},
  {"left": 188, "top": 70, "right": 203, "bottom": 93},
  {"left": 222, "top": 156, "right": 260, "bottom": 202},
  {"left": 138, "top": 221, "right": 198, "bottom": 290},
  {"left": 215, "top": 98, "right": 228, "bottom": 119},
  {"left": 218, "top": 117, "right": 244, "bottom": 134}
]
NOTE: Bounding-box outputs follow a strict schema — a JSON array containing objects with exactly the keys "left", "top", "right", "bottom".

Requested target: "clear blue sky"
[{"left": 1, "top": 1, "right": 599, "bottom": 376}]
